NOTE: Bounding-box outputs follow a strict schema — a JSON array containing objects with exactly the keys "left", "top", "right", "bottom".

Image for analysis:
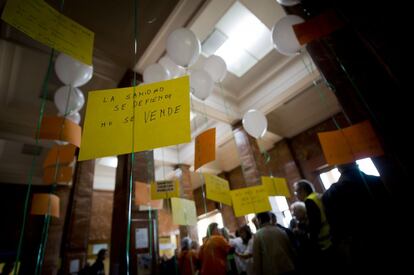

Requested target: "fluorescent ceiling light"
[{"left": 202, "top": 2, "right": 273, "bottom": 77}]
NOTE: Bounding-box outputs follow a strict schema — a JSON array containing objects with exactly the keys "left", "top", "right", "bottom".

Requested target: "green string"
[
  {"left": 300, "top": 52, "right": 344, "bottom": 130},
  {"left": 125, "top": 0, "right": 138, "bottom": 272},
  {"left": 190, "top": 99, "right": 209, "bottom": 217},
  {"left": 12, "top": 48, "right": 56, "bottom": 275},
  {"left": 35, "top": 76, "right": 75, "bottom": 275},
  {"left": 218, "top": 83, "right": 251, "bottom": 188}
]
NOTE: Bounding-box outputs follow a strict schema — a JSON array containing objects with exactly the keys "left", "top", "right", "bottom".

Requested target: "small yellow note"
[
  {"left": 230, "top": 185, "right": 271, "bottom": 217},
  {"left": 151, "top": 180, "right": 180, "bottom": 200},
  {"left": 135, "top": 182, "right": 163, "bottom": 209},
  {"left": 204, "top": 173, "right": 232, "bottom": 205},
  {"left": 1, "top": 0, "right": 94, "bottom": 64},
  {"left": 318, "top": 120, "right": 384, "bottom": 165},
  {"left": 79, "top": 76, "right": 191, "bottom": 161},
  {"left": 39, "top": 116, "right": 82, "bottom": 148},
  {"left": 43, "top": 144, "right": 76, "bottom": 168},
  {"left": 171, "top": 197, "right": 197, "bottom": 226},
  {"left": 194, "top": 128, "right": 216, "bottom": 171},
  {"left": 261, "top": 176, "right": 277, "bottom": 196},
  {"left": 261, "top": 176, "right": 291, "bottom": 198},
  {"left": 43, "top": 166, "right": 73, "bottom": 184},
  {"left": 31, "top": 193, "right": 60, "bottom": 218},
  {"left": 273, "top": 177, "right": 291, "bottom": 198}
]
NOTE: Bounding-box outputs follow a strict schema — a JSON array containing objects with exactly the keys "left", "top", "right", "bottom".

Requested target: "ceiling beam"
[{"left": 239, "top": 54, "right": 320, "bottom": 115}]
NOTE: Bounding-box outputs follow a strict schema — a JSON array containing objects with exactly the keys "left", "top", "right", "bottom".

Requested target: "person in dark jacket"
[
  {"left": 89, "top": 249, "right": 107, "bottom": 275},
  {"left": 322, "top": 162, "right": 398, "bottom": 274}
]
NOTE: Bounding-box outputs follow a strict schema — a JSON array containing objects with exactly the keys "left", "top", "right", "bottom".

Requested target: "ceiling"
[{"left": 0, "top": 0, "right": 341, "bottom": 190}]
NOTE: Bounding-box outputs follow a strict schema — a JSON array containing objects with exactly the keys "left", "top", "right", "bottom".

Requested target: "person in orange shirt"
[
  {"left": 178, "top": 237, "right": 199, "bottom": 275},
  {"left": 199, "top": 223, "right": 233, "bottom": 275}
]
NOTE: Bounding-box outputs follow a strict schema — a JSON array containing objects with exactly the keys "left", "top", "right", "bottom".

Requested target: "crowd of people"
[{"left": 161, "top": 162, "right": 399, "bottom": 275}]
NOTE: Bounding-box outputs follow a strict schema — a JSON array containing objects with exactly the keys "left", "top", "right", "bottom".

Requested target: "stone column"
[
  {"left": 232, "top": 121, "right": 270, "bottom": 187},
  {"left": 176, "top": 164, "right": 198, "bottom": 242},
  {"left": 110, "top": 151, "right": 158, "bottom": 275},
  {"left": 60, "top": 160, "right": 95, "bottom": 274}
]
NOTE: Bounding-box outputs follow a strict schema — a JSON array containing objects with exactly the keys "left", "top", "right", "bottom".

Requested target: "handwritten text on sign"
[
  {"left": 230, "top": 185, "right": 271, "bottom": 217},
  {"left": 151, "top": 180, "right": 180, "bottom": 200},
  {"left": 204, "top": 173, "right": 232, "bottom": 206},
  {"left": 78, "top": 76, "right": 191, "bottom": 161},
  {"left": 1, "top": 0, "right": 94, "bottom": 65}
]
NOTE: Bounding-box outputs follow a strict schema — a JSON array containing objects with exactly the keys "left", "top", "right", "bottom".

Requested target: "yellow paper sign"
[
  {"left": 171, "top": 197, "right": 197, "bottom": 226},
  {"left": 204, "top": 173, "right": 232, "bottom": 205},
  {"left": 43, "top": 166, "right": 73, "bottom": 184},
  {"left": 135, "top": 181, "right": 163, "bottom": 209},
  {"left": 78, "top": 76, "right": 191, "bottom": 161},
  {"left": 31, "top": 193, "right": 60, "bottom": 218},
  {"left": 43, "top": 144, "right": 76, "bottom": 168},
  {"left": 343, "top": 120, "right": 384, "bottom": 160},
  {"left": 261, "top": 176, "right": 291, "bottom": 198},
  {"left": 261, "top": 176, "right": 277, "bottom": 196},
  {"left": 39, "top": 116, "right": 82, "bottom": 148},
  {"left": 151, "top": 180, "right": 180, "bottom": 200},
  {"left": 273, "top": 178, "right": 291, "bottom": 198},
  {"left": 194, "top": 128, "right": 216, "bottom": 171},
  {"left": 1, "top": 0, "right": 94, "bottom": 65},
  {"left": 230, "top": 185, "right": 271, "bottom": 217},
  {"left": 318, "top": 120, "right": 384, "bottom": 165}
]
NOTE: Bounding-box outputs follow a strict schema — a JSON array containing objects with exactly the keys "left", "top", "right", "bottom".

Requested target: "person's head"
[
  {"left": 181, "top": 237, "right": 192, "bottom": 251},
  {"left": 269, "top": 212, "right": 277, "bottom": 225},
  {"left": 238, "top": 225, "right": 252, "bottom": 244},
  {"left": 293, "top": 179, "right": 315, "bottom": 201},
  {"left": 251, "top": 216, "right": 260, "bottom": 231},
  {"left": 221, "top": 227, "right": 230, "bottom": 241},
  {"left": 290, "top": 201, "right": 307, "bottom": 222},
  {"left": 337, "top": 162, "right": 359, "bottom": 174},
  {"left": 206, "top": 222, "right": 220, "bottom": 237},
  {"left": 190, "top": 240, "right": 199, "bottom": 251},
  {"left": 256, "top": 212, "right": 271, "bottom": 228},
  {"left": 97, "top": 249, "right": 107, "bottom": 261}
]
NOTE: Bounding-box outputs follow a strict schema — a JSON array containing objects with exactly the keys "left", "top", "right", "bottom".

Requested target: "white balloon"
[
  {"left": 276, "top": 0, "right": 300, "bottom": 6},
  {"left": 242, "top": 109, "right": 268, "bottom": 138},
  {"left": 59, "top": 112, "right": 81, "bottom": 124},
  {"left": 166, "top": 28, "right": 201, "bottom": 67},
  {"left": 55, "top": 53, "right": 93, "bottom": 87},
  {"left": 158, "top": 56, "right": 186, "bottom": 79},
  {"left": 190, "top": 70, "right": 214, "bottom": 101},
  {"left": 271, "top": 15, "right": 305, "bottom": 56},
  {"left": 54, "top": 86, "right": 85, "bottom": 115},
  {"left": 203, "top": 55, "right": 227, "bottom": 82},
  {"left": 143, "top": 63, "right": 170, "bottom": 83}
]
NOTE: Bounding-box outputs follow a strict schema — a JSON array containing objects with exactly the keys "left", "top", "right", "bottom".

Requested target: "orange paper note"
[
  {"left": 43, "top": 166, "right": 73, "bottom": 184},
  {"left": 135, "top": 181, "right": 163, "bottom": 209},
  {"left": 293, "top": 10, "right": 345, "bottom": 45},
  {"left": 194, "top": 128, "right": 216, "bottom": 171},
  {"left": 43, "top": 144, "right": 76, "bottom": 168},
  {"left": 343, "top": 121, "right": 384, "bottom": 161},
  {"left": 318, "top": 120, "right": 384, "bottom": 165},
  {"left": 39, "top": 116, "right": 81, "bottom": 147},
  {"left": 31, "top": 193, "right": 60, "bottom": 218}
]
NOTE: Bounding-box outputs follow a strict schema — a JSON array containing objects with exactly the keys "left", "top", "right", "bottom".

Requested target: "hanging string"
[
  {"left": 300, "top": 51, "right": 348, "bottom": 129},
  {"left": 218, "top": 82, "right": 251, "bottom": 189},
  {"left": 190, "top": 98, "right": 209, "bottom": 217},
  {"left": 125, "top": 0, "right": 138, "bottom": 272},
  {"left": 12, "top": 47, "right": 56, "bottom": 275}
]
